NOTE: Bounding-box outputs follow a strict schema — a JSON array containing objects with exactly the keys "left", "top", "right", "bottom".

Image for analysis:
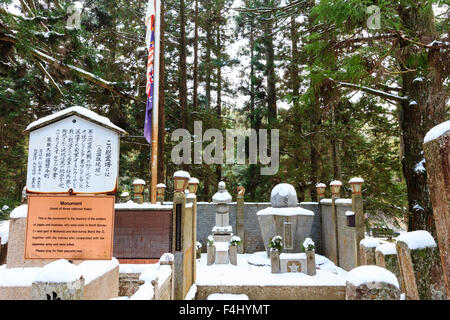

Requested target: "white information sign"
[{"left": 26, "top": 115, "right": 120, "bottom": 194}]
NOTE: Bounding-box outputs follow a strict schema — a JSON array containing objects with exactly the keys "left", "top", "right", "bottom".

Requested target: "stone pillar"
[
  {"left": 306, "top": 250, "right": 316, "bottom": 276},
  {"left": 346, "top": 266, "right": 401, "bottom": 300},
  {"left": 270, "top": 250, "right": 280, "bottom": 274},
  {"left": 32, "top": 279, "right": 85, "bottom": 300},
  {"left": 207, "top": 244, "right": 215, "bottom": 266},
  {"left": 172, "top": 191, "right": 186, "bottom": 300},
  {"left": 229, "top": 245, "right": 237, "bottom": 266},
  {"left": 330, "top": 181, "right": 342, "bottom": 265},
  {"left": 133, "top": 179, "right": 145, "bottom": 204},
  {"left": 350, "top": 178, "right": 365, "bottom": 266},
  {"left": 423, "top": 126, "right": 450, "bottom": 297},
  {"left": 359, "top": 237, "right": 380, "bottom": 265},
  {"left": 236, "top": 186, "right": 246, "bottom": 254},
  {"left": 396, "top": 231, "right": 446, "bottom": 300},
  {"left": 375, "top": 243, "right": 404, "bottom": 293},
  {"left": 187, "top": 192, "right": 198, "bottom": 285}
]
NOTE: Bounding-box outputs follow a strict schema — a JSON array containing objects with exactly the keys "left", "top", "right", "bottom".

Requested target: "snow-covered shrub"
[
  {"left": 196, "top": 241, "right": 202, "bottom": 249},
  {"left": 230, "top": 236, "right": 241, "bottom": 246},
  {"left": 207, "top": 235, "right": 214, "bottom": 246},
  {"left": 269, "top": 236, "right": 283, "bottom": 252},
  {"left": 303, "top": 238, "right": 315, "bottom": 251}
]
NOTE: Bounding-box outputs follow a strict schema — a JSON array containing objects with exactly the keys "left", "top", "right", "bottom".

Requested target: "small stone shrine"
[{"left": 206, "top": 182, "right": 237, "bottom": 265}]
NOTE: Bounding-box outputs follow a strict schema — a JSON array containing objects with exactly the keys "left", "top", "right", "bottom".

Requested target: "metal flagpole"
[{"left": 151, "top": 0, "right": 160, "bottom": 204}]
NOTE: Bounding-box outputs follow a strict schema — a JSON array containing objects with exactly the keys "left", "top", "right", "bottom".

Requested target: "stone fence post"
[
  {"left": 236, "top": 186, "right": 246, "bottom": 254},
  {"left": 396, "top": 231, "right": 446, "bottom": 300},
  {"left": 346, "top": 265, "right": 401, "bottom": 300},
  {"left": 423, "top": 123, "right": 450, "bottom": 297}
]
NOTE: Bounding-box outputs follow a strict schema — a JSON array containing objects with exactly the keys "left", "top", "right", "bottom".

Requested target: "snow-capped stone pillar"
[
  {"left": 31, "top": 260, "right": 85, "bottom": 300},
  {"left": 330, "top": 180, "right": 342, "bottom": 265},
  {"left": 345, "top": 265, "right": 401, "bottom": 300},
  {"left": 423, "top": 121, "right": 450, "bottom": 297},
  {"left": 396, "top": 231, "right": 446, "bottom": 300},
  {"left": 132, "top": 179, "right": 146, "bottom": 204},
  {"left": 375, "top": 243, "right": 404, "bottom": 293},
  {"left": 359, "top": 237, "right": 381, "bottom": 265},
  {"left": 349, "top": 177, "right": 365, "bottom": 266}
]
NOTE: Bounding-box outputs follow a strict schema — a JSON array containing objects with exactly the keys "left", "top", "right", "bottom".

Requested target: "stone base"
[
  {"left": 31, "top": 278, "right": 85, "bottom": 300},
  {"left": 215, "top": 242, "right": 230, "bottom": 264},
  {"left": 280, "top": 253, "right": 306, "bottom": 273},
  {"left": 119, "top": 273, "right": 145, "bottom": 297}
]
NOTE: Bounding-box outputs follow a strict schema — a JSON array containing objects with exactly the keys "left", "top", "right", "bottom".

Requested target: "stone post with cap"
[
  {"left": 330, "top": 180, "right": 342, "bottom": 265},
  {"left": 349, "top": 177, "right": 365, "bottom": 266}
]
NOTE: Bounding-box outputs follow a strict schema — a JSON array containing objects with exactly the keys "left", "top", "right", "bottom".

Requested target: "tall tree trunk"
[
  {"left": 215, "top": 17, "right": 222, "bottom": 183},
  {"left": 157, "top": 0, "right": 166, "bottom": 184},
  {"left": 178, "top": 0, "right": 188, "bottom": 129},
  {"left": 263, "top": 20, "right": 277, "bottom": 123},
  {"left": 397, "top": 4, "right": 448, "bottom": 234},
  {"left": 193, "top": 0, "right": 199, "bottom": 111},
  {"left": 205, "top": 23, "right": 212, "bottom": 111}
]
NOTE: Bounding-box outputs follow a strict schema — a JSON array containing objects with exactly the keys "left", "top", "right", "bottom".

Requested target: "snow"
[
  {"left": 360, "top": 237, "right": 381, "bottom": 248},
  {"left": 0, "top": 267, "right": 42, "bottom": 287},
  {"left": 376, "top": 243, "right": 397, "bottom": 256},
  {"left": 414, "top": 159, "right": 426, "bottom": 173},
  {"left": 119, "top": 264, "right": 156, "bottom": 274},
  {"left": 345, "top": 211, "right": 355, "bottom": 216},
  {"left": 271, "top": 183, "right": 297, "bottom": 197},
  {"left": 25, "top": 106, "right": 127, "bottom": 135},
  {"left": 330, "top": 180, "right": 343, "bottom": 186},
  {"left": 120, "top": 192, "right": 129, "bottom": 197},
  {"left": 424, "top": 120, "right": 450, "bottom": 143},
  {"left": 397, "top": 230, "right": 436, "bottom": 250},
  {"left": 185, "top": 284, "right": 197, "bottom": 300},
  {"left": 257, "top": 207, "right": 314, "bottom": 216},
  {"left": 159, "top": 253, "right": 174, "bottom": 264},
  {"left": 189, "top": 178, "right": 199, "bottom": 184},
  {"left": 346, "top": 265, "right": 399, "bottom": 289},
  {"left": 409, "top": 100, "right": 418, "bottom": 106},
  {"left": 349, "top": 177, "right": 364, "bottom": 184},
  {"left": 156, "top": 183, "right": 166, "bottom": 188},
  {"left": 130, "top": 282, "right": 154, "bottom": 300},
  {"left": 34, "top": 259, "right": 83, "bottom": 283},
  {"left": 335, "top": 199, "right": 353, "bottom": 205},
  {"left": 303, "top": 238, "right": 315, "bottom": 250},
  {"left": 413, "top": 77, "right": 424, "bottom": 83},
  {"left": 196, "top": 253, "right": 347, "bottom": 287},
  {"left": 173, "top": 170, "right": 190, "bottom": 179},
  {"left": 280, "top": 253, "right": 304, "bottom": 260},
  {"left": 115, "top": 201, "right": 173, "bottom": 210},
  {"left": 208, "top": 293, "right": 249, "bottom": 300},
  {"left": 320, "top": 199, "right": 332, "bottom": 204},
  {"left": 78, "top": 258, "right": 119, "bottom": 285},
  {"left": 0, "top": 221, "right": 9, "bottom": 244},
  {"left": 212, "top": 191, "right": 232, "bottom": 203},
  {"left": 133, "top": 179, "right": 146, "bottom": 185},
  {"left": 315, "top": 183, "right": 326, "bottom": 188},
  {"left": 10, "top": 205, "right": 28, "bottom": 219}
]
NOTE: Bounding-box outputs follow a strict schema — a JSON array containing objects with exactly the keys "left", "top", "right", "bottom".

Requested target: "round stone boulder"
[{"left": 270, "top": 183, "right": 298, "bottom": 208}]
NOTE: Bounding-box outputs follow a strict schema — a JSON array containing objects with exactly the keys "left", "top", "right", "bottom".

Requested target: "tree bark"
[{"left": 178, "top": 0, "right": 188, "bottom": 129}]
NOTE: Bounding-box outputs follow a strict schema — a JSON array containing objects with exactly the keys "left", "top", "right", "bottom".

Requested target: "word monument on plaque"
[{"left": 23, "top": 106, "right": 127, "bottom": 260}]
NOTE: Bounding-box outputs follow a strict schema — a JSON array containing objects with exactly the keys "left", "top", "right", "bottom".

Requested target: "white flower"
[{"left": 303, "top": 238, "right": 315, "bottom": 250}]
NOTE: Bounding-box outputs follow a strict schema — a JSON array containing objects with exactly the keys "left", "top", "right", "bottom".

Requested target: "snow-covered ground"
[
  {"left": 0, "top": 220, "right": 9, "bottom": 244},
  {"left": 196, "top": 252, "right": 348, "bottom": 287}
]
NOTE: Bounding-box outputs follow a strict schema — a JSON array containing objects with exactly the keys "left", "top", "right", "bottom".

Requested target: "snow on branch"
[{"left": 337, "top": 81, "right": 407, "bottom": 103}]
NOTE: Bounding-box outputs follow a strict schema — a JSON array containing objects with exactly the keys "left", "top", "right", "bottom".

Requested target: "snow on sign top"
[
  {"left": 25, "top": 107, "right": 126, "bottom": 194},
  {"left": 424, "top": 120, "right": 450, "bottom": 144},
  {"left": 25, "top": 106, "right": 127, "bottom": 135},
  {"left": 397, "top": 230, "right": 437, "bottom": 250}
]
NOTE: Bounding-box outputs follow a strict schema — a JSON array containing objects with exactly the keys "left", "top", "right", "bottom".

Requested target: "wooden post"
[
  {"left": 150, "top": 0, "right": 161, "bottom": 205},
  {"left": 423, "top": 126, "right": 450, "bottom": 297}
]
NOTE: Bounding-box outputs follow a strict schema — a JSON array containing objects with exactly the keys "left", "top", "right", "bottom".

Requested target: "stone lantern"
[
  {"left": 156, "top": 183, "right": 166, "bottom": 203},
  {"left": 211, "top": 181, "right": 233, "bottom": 242},
  {"left": 173, "top": 171, "right": 190, "bottom": 193},
  {"left": 133, "top": 179, "right": 146, "bottom": 204},
  {"left": 188, "top": 178, "right": 199, "bottom": 195},
  {"left": 330, "top": 180, "right": 342, "bottom": 198}
]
